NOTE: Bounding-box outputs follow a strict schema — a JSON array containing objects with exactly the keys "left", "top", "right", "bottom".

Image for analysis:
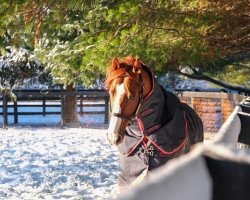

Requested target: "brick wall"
[{"left": 176, "top": 92, "right": 246, "bottom": 134}]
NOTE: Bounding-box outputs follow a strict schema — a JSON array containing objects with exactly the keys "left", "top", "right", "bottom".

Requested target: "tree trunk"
[{"left": 61, "top": 84, "right": 80, "bottom": 127}]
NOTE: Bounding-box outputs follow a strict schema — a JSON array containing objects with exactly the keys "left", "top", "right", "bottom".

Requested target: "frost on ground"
[{"left": 0, "top": 127, "right": 120, "bottom": 200}]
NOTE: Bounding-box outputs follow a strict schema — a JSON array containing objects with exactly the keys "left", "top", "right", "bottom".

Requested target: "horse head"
[{"left": 105, "top": 56, "right": 145, "bottom": 145}]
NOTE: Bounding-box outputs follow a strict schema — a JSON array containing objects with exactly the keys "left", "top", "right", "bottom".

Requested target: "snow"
[
  {"left": 0, "top": 126, "right": 120, "bottom": 200},
  {"left": 4, "top": 46, "right": 31, "bottom": 62},
  {"left": 158, "top": 73, "right": 211, "bottom": 91}
]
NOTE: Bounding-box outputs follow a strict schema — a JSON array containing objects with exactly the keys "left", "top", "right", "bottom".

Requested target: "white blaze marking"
[{"left": 108, "top": 84, "right": 125, "bottom": 134}]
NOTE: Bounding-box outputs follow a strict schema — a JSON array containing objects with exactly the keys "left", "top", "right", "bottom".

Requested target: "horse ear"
[
  {"left": 111, "top": 57, "right": 120, "bottom": 70},
  {"left": 133, "top": 59, "right": 142, "bottom": 73}
]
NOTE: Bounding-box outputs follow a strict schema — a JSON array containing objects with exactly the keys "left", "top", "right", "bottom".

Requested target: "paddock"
[
  {"left": 1, "top": 91, "right": 249, "bottom": 199},
  {"left": 0, "top": 127, "right": 119, "bottom": 199}
]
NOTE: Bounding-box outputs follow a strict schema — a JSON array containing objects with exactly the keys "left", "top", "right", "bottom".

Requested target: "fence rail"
[
  {"left": 0, "top": 89, "right": 109, "bottom": 126},
  {"left": 1, "top": 89, "right": 247, "bottom": 129}
]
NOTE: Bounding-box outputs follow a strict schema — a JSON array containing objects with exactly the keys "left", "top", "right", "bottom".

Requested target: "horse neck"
[{"left": 141, "top": 68, "right": 152, "bottom": 98}]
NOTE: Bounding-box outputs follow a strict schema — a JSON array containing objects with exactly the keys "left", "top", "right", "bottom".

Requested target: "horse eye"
[
  {"left": 129, "top": 94, "right": 136, "bottom": 100},
  {"left": 127, "top": 92, "right": 136, "bottom": 100}
]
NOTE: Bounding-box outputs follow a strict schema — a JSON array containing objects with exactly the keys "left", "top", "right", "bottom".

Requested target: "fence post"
[
  {"left": 104, "top": 96, "right": 109, "bottom": 124},
  {"left": 80, "top": 95, "right": 83, "bottom": 116},
  {"left": 14, "top": 100, "right": 18, "bottom": 124},
  {"left": 42, "top": 96, "right": 46, "bottom": 116},
  {"left": 190, "top": 96, "right": 194, "bottom": 108},
  {"left": 2, "top": 94, "right": 8, "bottom": 129},
  {"left": 60, "top": 88, "right": 65, "bottom": 126}
]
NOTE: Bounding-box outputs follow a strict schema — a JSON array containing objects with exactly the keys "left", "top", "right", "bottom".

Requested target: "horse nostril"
[
  {"left": 107, "top": 132, "right": 123, "bottom": 145},
  {"left": 115, "top": 135, "right": 123, "bottom": 145},
  {"left": 107, "top": 133, "right": 117, "bottom": 144}
]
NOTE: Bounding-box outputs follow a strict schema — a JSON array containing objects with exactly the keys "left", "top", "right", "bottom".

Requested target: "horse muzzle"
[{"left": 107, "top": 132, "right": 123, "bottom": 145}]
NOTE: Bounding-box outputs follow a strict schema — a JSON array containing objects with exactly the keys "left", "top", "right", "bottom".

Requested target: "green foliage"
[
  {"left": 0, "top": 47, "right": 49, "bottom": 99},
  {"left": 215, "top": 63, "right": 250, "bottom": 87},
  {"left": 0, "top": 85, "right": 17, "bottom": 101},
  {"left": 79, "top": 0, "right": 217, "bottom": 74},
  {"left": 1, "top": 0, "right": 249, "bottom": 88}
]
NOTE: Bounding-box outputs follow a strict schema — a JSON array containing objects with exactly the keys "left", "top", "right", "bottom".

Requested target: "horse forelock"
[{"left": 105, "top": 64, "right": 132, "bottom": 90}]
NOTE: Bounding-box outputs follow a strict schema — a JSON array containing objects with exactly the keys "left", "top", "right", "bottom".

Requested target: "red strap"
[
  {"left": 137, "top": 108, "right": 154, "bottom": 118},
  {"left": 136, "top": 117, "right": 145, "bottom": 131},
  {"left": 137, "top": 114, "right": 161, "bottom": 136},
  {"left": 143, "top": 124, "right": 161, "bottom": 135}
]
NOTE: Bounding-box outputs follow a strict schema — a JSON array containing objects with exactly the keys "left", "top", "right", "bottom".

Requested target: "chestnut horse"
[{"left": 105, "top": 57, "right": 203, "bottom": 191}]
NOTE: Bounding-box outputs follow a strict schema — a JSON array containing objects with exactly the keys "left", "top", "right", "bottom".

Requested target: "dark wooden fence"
[{"left": 0, "top": 89, "right": 109, "bottom": 127}]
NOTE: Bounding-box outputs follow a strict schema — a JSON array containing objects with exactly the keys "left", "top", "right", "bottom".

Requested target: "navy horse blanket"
[{"left": 117, "top": 67, "right": 203, "bottom": 189}]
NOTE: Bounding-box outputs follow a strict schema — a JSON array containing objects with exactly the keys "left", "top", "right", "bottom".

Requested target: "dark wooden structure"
[{"left": 0, "top": 89, "right": 109, "bottom": 127}]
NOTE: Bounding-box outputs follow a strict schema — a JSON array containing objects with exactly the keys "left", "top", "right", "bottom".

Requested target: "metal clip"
[
  {"left": 146, "top": 146, "right": 154, "bottom": 157},
  {"left": 149, "top": 151, "right": 154, "bottom": 156}
]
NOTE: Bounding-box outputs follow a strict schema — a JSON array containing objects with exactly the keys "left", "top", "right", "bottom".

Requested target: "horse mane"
[{"left": 105, "top": 56, "right": 141, "bottom": 89}]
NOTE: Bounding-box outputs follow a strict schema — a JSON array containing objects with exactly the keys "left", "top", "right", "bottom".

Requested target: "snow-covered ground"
[{"left": 0, "top": 126, "right": 120, "bottom": 200}]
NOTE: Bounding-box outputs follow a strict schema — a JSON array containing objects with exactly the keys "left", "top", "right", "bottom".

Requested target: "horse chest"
[{"left": 117, "top": 83, "right": 188, "bottom": 173}]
